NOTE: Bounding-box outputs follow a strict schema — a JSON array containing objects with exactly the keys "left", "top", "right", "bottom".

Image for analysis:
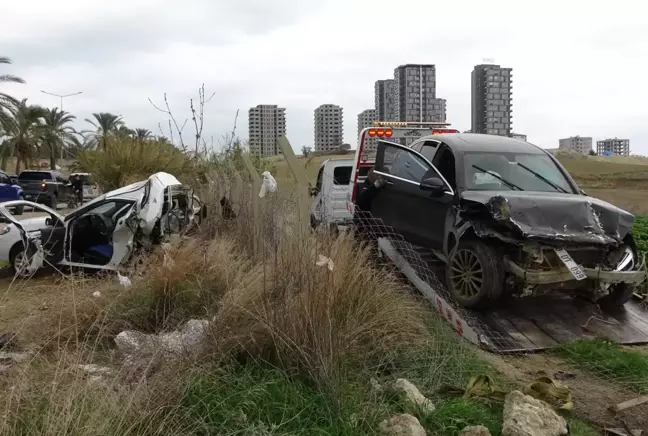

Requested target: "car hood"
[
  {"left": 459, "top": 190, "right": 635, "bottom": 245},
  {"left": 13, "top": 217, "right": 49, "bottom": 232}
]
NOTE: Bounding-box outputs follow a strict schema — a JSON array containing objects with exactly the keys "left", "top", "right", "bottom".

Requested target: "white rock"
[
  {"left": 379, "top": 414, "right": 426, "bottom": 436},
  {"left": 502, "top": 390, "right": 568, "bottom": 436},
  {"left": 115, "top": 319, "right": 210, "bottom": 357},
  {"left": 391, "top": 378, "right": 435, "bottom": 412},
  {"left": 461, "top": 425, "right": 492, "bottom": 436},
  {"left": 92, "top": 291, "right": 102, "bottom": 297}
]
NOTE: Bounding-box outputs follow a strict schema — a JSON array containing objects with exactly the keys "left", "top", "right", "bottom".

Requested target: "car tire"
[
  {"left": 598, "top": 283, "right": 637, "bottom": 310},
  {"left": 14, "top": 196, "right": 24, "bottom": 215},
  {"left": 9, "top": 243, "right": 34, "bottom": 276},
  {"left": 48, "top": 194, "right": 57, "bottom": 210},
  {"left": 445, "top": 240, "right": 504, "bottom": 309}
]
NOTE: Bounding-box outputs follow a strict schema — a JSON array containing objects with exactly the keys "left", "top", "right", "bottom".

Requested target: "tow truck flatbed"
[{"left": 378, "top": 237, "right": 648, "bottom": 354}]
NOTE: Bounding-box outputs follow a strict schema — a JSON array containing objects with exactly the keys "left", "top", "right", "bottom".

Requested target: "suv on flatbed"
[
  {"left": 17, "top": 170, "right": 71, "bottom": 209},
  {"left": 352, "top": 128, "right": 646, "bottom": 310}
]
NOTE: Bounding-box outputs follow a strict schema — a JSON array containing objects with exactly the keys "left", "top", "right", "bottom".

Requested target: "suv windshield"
[
  {"left": 18, "top": 171, "right": 51, "bottom": 181},
  {"left": 464, "top": 152, "right": 573, "bottom": 193}
]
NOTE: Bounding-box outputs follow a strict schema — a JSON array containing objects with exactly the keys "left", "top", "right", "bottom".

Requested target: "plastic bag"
[{"left": 259, "top": 171, "right": 278, "bottom": 198}]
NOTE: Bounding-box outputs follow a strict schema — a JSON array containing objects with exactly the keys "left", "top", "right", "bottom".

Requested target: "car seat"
[{"left": 86, "top": 245, "right": 113, "bottom": 264}]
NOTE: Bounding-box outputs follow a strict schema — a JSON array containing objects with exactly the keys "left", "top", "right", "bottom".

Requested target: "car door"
[{"left": 371, "top": 140, "right": 454, "bottom": 248}]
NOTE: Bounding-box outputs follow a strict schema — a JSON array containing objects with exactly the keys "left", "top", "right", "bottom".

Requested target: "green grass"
[
  {"left": 420, "top": 398, "right": 502, "bottom": 436},
  {"left": 632, "top": 216, "right": 648, "bottom": 257},
  {"left": 557, "top": 339, "right": 648, "bottom": 393}
]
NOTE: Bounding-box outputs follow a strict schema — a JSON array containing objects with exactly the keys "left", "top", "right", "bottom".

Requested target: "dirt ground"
[{"left": 479, "top": 350, "right": 648, "bottom": 431}]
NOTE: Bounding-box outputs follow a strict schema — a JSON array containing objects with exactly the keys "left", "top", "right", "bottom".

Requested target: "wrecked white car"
[{"left": 0, "top": 172, "right": 205, "bottom": 275}]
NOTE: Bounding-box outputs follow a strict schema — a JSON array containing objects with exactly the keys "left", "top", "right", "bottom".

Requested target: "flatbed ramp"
[{"left": 377, "top": 237, "right": 648, "bottom": 354}]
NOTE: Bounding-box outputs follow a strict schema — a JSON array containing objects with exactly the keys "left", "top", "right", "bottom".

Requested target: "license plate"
[{"left": 554, "top": 248, "right": 587, "bottom": 281}]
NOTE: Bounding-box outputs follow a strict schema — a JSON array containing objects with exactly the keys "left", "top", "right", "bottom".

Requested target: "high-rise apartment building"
[
  {"left": 393, "top": 64, "right": 446, "bottom": 123},
  {"left": 357, "top": 109, "right": 377, "bottom": 151},
  {"left": 314, "top": 104, "right": 344, "bottom": 153},
  {"left": 374, "top": 79, "right": 397, "bottom": 122},
  {"left": 248, "top": 105, "right": 286, "bottom": 157},
  {"left": 471, "top": 64, "right": 513, "bottom": 136},
  {"left": 559, "top": 136, "right": 593, "bottom": 154},
  {"left": 596, "top": 138, "right": 630, "bottom": 156}
]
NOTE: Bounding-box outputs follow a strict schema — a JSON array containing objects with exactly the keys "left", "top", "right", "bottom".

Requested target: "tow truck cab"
[{"left": 347, "top": 121, "right": 459, "bottom": 215}]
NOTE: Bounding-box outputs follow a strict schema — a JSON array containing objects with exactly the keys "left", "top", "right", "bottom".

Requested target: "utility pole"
[{"left": 40, "top": 90, "right": 83, "bottom": 166}]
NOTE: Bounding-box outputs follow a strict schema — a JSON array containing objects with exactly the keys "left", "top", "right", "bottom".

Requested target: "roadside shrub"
[{"left": 73, "top": 137, "right": 201, "bottom": 192}]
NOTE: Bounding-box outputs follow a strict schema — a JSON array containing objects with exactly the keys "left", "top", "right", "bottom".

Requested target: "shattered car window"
[{"left": 464, "top": 152, "right": 572, "bottom": 193}]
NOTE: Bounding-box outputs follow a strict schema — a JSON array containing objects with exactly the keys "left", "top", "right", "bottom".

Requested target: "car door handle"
[{"left": 384, "top": 179, "right": 394, "bottom": 186}]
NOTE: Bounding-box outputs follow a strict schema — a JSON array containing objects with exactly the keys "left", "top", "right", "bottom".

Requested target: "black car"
[
  {"left": 358, "top": 134, "right": 646, "bottom": 309},
  {"left": 17, "top": 170, "right": 72, "bottom": 209}
]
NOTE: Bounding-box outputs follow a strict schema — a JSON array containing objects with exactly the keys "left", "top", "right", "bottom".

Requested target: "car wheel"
[
  {"left": 48, "top": 194, "right": 58, "bottom": 210},
  {"left": 14, "top": 196, "right": 24, "bottom": 215},
  {"left": 445, "top": 240, "right": 504, "bottom": 309},
  {"left": 598, "top": 283, "right": 637, "bottom": 310},
  {"left": 9, "top": 243, "right": 34, "bottom": 276}
]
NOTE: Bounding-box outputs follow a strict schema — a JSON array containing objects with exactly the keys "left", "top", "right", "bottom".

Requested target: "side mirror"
[{"left": 419, "top": 177, "right": 446, "bottom": 195}]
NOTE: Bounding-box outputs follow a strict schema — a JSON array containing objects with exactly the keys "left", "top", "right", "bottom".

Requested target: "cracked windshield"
[{"left": 0, "top": 0, "right": 645, "bottom": 435}]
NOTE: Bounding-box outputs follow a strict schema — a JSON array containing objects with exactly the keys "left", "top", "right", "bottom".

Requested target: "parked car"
[
  {"left": 358, "top": 134, "right": 646, "bottom": 309},
  {"left": 0, "top": 170, "right": 25, "bottom": 215},
  {"left": 16, "top": 170, "right": 72, "bottom": 209},
  {"left": 0, "top": 172, "right": 205, "bottom": 275}
]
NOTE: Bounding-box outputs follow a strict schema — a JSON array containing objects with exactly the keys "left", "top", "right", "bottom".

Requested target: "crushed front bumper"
[{"left": 506, "top": 259, "right": 647, "bottom": 285}]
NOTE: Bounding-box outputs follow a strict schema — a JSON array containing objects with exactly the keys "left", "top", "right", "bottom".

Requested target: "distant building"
[
  {"left": 357, "top": 109, "right": 377, "bottom": 151},
  {"left": 314, "top": 104, "right": 344, "bottom": 153},
  {"left": 596, "top": 138, "right": 630, "bottom": 157},
  {"left": 511, "top": 133, "right": 527, "bottom": 141},
  {"left": 248, "top": 104, "right": 286, "bottom": 157},
  {"left": 374, "top": 79, "right": 397, "bottom": 122},
  {"left": 558, "top": 136, "right": 593, "bottom": 154},
  {"left": 393, "top": 64, "right": 446, "bottom": 123},
  {"left": 471, "top": 63, "right": 513, "bottom": 136}
]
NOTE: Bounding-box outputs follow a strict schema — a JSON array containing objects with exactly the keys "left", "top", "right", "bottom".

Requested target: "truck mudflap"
[{"left": 377, "top": 237, "right": 648, "bottom": 354}]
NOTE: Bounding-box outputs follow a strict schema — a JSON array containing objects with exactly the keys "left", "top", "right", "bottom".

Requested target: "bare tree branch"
[{"left": 148, "top": 93, "right": 187, "bottom": 150}]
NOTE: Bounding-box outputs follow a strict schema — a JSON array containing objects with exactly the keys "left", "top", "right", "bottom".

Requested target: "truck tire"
[
  {"left": 48, "top": 194, "right": 57, "bottom": 210},
  {"left": 598, "top": 283, "right": 636, "bottom": 311},
  {"left": 445, "top": 240, "right": 504, "bottom": 309},
  {"left": 14, "top": 195, "right": 24, "bottom": 215}
]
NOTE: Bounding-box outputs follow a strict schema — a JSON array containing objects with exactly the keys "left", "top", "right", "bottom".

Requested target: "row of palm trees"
[{"left": 0, "top": 57, "right": 156, "bottom": 174}]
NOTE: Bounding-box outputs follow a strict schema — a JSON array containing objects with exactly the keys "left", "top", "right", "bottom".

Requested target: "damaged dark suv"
[{"left": 362, "top": 134, "right": 646, "bottom": 309}]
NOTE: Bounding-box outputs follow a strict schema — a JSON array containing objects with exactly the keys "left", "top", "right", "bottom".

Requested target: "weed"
[{"left": 557, "top": 339, "right": 648, "bottom": 393}]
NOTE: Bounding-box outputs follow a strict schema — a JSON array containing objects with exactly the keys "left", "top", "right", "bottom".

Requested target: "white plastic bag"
[{"left": 259, "top": 171, "right": 278, "bottom": 198}]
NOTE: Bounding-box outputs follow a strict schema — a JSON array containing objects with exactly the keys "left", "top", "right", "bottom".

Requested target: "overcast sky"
[{"left": 2, "top": 0, "right": 646, "bottom": 153}]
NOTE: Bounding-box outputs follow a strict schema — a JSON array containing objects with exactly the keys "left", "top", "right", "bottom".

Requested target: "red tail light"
[{"left": 432, "top": 129, "right": 459, "bottom": 134}]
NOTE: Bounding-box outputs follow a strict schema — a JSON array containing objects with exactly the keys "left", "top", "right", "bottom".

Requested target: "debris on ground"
[
  {"left": 316, "top": 254, "right": 335, "bottom": 271},
  {"left": 604, "top": 428, "right": 643, "bottom": 436},
  {"left": 553, "top": 371, "right": 576, "bottom": 381},
  {"left": 0, "top": 331, "right": 18, "bottom": 350},
  {"left": 0, "top": 351, "right": 30, "bottom": 364},
  {"left": 609, "top": 395, "right": 648, "bottom": 413},
  {"left": 378, "top": 413, "right": 426, "bottom": 436},
  {"left": 117, "top": 272, "right": 132, "bottom": 288},
  {"left": 389, "top": 378, "right": 435, "bottom": 412},
  {"left": 523, "top": 376, "right": 573, "bottom": 411},
  {"left": 460, "top": 425, "right": 492, "bottom": 436},
  {"left": 502, "top": 390, "right": 568, "bottom": 436},
  {"left": 92, "top": 291, "right": 102, "bottom": 298}
]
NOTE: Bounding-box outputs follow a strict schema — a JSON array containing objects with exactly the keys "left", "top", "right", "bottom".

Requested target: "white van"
[{"left": 309, "top": 158, "right": 372, "bottom": 230}]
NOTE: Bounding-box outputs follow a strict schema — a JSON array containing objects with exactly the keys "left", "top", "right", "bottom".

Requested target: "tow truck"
[{"left": 340, "top": 121, "right": 648, "bottom": 354}]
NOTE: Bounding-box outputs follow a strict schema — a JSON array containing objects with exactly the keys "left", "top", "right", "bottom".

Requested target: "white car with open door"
[{"left": 0, "top": 172, "right": 204, "bottom": 276}]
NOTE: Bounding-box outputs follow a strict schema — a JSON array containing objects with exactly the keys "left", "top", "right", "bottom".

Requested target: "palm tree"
[
  {"left": 1, "top": 99, "right": 46, "bottom": 173},
  {"left": 0, "top": 57, "right": 25, "bottom": 132},
  {"left": 43, "top": 108, "right": 77, "bottom": 169},
  {"left": 134, "top": 128, "right": 152, "bottom": 142},
  {"left": 84, "top": 112, "right": 123, "bottom": 150},
  {"left": 116, "top": 125, "right": 134, "bottom": 139}
]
